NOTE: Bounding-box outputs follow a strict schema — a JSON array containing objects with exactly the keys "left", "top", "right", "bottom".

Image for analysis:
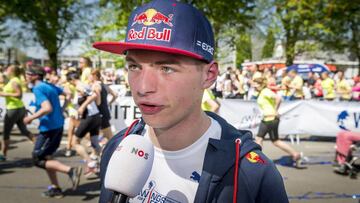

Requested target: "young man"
[
  {"left": 94, "top": 0, "right": 288, "bottom": 202},
  {"left": 23, "top": 66, "right": 82, "bottom": 198}
]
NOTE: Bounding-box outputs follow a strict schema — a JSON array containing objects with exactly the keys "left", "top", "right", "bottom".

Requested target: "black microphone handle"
[{"left": 111, "top": 192, "right": 129, "bottom": 203}]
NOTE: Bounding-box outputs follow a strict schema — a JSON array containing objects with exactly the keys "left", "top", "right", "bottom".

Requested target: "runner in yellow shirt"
[
  {"left": 253, "top": 77, "right": 301, "bottom": 167},
  {"left": 0, "top": 65, "right": 35, "bottom": 161}
]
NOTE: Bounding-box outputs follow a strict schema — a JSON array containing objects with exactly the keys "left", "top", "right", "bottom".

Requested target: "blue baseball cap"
[{"left": 93, "top": 0, "right": 215, "bottom": 63}]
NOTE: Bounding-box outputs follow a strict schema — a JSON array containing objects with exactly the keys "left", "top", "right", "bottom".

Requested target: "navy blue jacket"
[{"left": 99, "top": 112, "right": 289, "bottom": 203}]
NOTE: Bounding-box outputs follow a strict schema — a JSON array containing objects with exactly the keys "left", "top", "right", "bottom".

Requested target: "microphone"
[{"left": 105, "top": 134, "right": 154, "bottom": 203}]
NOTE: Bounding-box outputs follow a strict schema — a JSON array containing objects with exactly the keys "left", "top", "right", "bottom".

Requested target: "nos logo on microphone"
[
  {"left": 131, "top": 147, "right": 149, "bottom": 160},
  {"left": 115, "top": 145, "right": 150, "bottom": 160}
]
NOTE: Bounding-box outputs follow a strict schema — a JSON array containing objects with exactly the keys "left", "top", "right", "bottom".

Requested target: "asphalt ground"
[{"left": 0, "top": 135, "right": 359, "bottom": 203}]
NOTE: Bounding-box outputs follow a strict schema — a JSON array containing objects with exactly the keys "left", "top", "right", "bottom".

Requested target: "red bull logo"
[
  {"left": 246, "top": 152, "right": 265, "bottom": 164},
  {"left": 132, "top": 8, "right": 173, "bottom": 27},
  {"left": 128, "top": 27, "right": 171, "bottom": 41}
]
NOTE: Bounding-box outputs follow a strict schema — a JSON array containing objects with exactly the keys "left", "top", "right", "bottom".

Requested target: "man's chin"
[{"left": 142, "top": 115, "right": 168, "bottom": 129}]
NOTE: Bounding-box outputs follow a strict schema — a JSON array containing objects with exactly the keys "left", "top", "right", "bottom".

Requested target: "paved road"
[{"left": 0, "top": 135, "right": 359, "bottom": 203}]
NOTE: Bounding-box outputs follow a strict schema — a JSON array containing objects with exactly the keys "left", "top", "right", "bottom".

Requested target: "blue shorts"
[{"left": 33, "top": 127, "right": 63, "bottom": 160}]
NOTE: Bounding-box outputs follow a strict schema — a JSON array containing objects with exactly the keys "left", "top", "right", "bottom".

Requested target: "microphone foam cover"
[{"left": 105, "top": 134, "right": 154, "bottom": 197}]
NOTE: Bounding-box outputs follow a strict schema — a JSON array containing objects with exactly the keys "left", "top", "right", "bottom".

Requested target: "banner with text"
[{"left": 1, "top": 94, "right": 359, "bottom": 137}]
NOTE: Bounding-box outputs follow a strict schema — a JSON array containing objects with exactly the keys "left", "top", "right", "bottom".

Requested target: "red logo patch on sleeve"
[{"left": 246, "top": 152, "right": 266, "bottom": 164}]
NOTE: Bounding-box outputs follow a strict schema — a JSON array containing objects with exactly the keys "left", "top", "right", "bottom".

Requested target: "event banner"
[
  {"left": 0, "top": 93, "right": 359, "bottom": 137},
  {"left": 219, "top": 99, "right": 360, "bottom": 137}
]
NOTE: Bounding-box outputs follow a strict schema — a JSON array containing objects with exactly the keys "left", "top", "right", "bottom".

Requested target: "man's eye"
[
  {"left": 128, "top": 64, "right": 140, "bottom": 71},
  {"left": 161, "top": 66, "right": 174, "bottom": 74}
]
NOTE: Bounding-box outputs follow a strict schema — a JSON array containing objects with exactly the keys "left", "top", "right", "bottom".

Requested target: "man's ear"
[{"left": 202, "top": 61, "right": 219, "bottom": 89}]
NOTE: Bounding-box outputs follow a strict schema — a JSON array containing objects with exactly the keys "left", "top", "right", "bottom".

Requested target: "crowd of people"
[
  {"left": 210, "top": 65, "right": 360, "bottom": 101},
  {"left": 0, "top": 57, "right": 122, "bottom": 198}
]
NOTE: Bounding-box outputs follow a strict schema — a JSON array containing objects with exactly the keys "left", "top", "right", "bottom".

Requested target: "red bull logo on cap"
[
  {"left": 128, "top": 27, "right": 172, "bottom": 42},
  {"left": 246, "top": 152, "right": 266, "bottom": 164},
  {"left": 132, "top": 8, "right": 173, "bottom": 27}
]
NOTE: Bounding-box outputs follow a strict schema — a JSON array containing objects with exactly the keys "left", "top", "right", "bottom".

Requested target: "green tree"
[
  {"left": 235, "top": 33, "right": 252, "bottom": 67},
  {"left": 320, "top": 0, "right": 360, "bottom": 71},
  {"left": 261, "top": 29, "right": 275, "bottom": 58},
  {"left": 189, "top": 0, "right": 255, "bottom": 55},
  {"left": 0, "top": 0, "right": 93, "bottom": 69},
  {"left": 275, "top": 0, "right": 325, "bottom": 66}
]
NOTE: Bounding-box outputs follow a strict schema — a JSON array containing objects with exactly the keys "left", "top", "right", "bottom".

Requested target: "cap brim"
[{"left": 93, "top": 42, "right": 204, "bottom": 61}]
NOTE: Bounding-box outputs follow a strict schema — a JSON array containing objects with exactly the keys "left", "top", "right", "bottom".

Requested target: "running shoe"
[
  {"left": 42, "top": 186, "right": 63, "bottom": 198},
  {"left": 65, "top": 149, "right": 72, "bottom": 157},
  {"left": 293, "top": 153, "right": 304, "bottom": 169}
]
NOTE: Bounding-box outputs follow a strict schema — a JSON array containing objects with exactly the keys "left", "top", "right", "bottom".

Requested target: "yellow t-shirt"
[
  {"left": 336, "top": 79, "right": 351, "bottom": 100},
  {"left": 202, "top": 89, "right": 216, "bottom": 112},
  {"left": 3, "top": 77, "right": 24, "bottom": 109},
  {"left": 257, "top": 88, "right": 277, "bottom": 121},
  {"left": 289, "top": 75, "right": 304, "bottom": 98},
  {"left": 81, "top": 67, "right": 92, "bottom": 84},
  {"left": 321, "top": 78, "right": 335, "bottom": 99}
]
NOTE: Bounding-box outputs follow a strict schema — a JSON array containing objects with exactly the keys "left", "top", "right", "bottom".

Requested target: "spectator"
[
  {"left": 313, "top": 73, "right": 323, "bottom": 98},
  {"left": 352, "top": 76, "right": 360, "bottom": 101},
  {"left": 287, "top": 70, "right": 304, "bottom": 100},
  {"left": 336, "top": 70, "right": 351, "bottom": 101},
  {"left": 79, "top": 57, "right": 92, "bottom": 84},
  {"left": 321, "top": 71, "right": 335, "bottom": 101}
]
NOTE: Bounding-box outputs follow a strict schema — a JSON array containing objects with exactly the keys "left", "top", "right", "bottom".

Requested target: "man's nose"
[{"left": 137, "top": 68, "right": 157, "bottom": 96}]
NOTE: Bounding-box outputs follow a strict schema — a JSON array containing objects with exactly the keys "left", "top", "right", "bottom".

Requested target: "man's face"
[{"left": 126, "top": 50, "right": 215, "bottom": 129}]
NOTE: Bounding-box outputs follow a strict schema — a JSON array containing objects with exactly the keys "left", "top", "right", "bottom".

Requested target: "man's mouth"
[{"left": 138, "top": 103, "right": 164, "bottom": 115}]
